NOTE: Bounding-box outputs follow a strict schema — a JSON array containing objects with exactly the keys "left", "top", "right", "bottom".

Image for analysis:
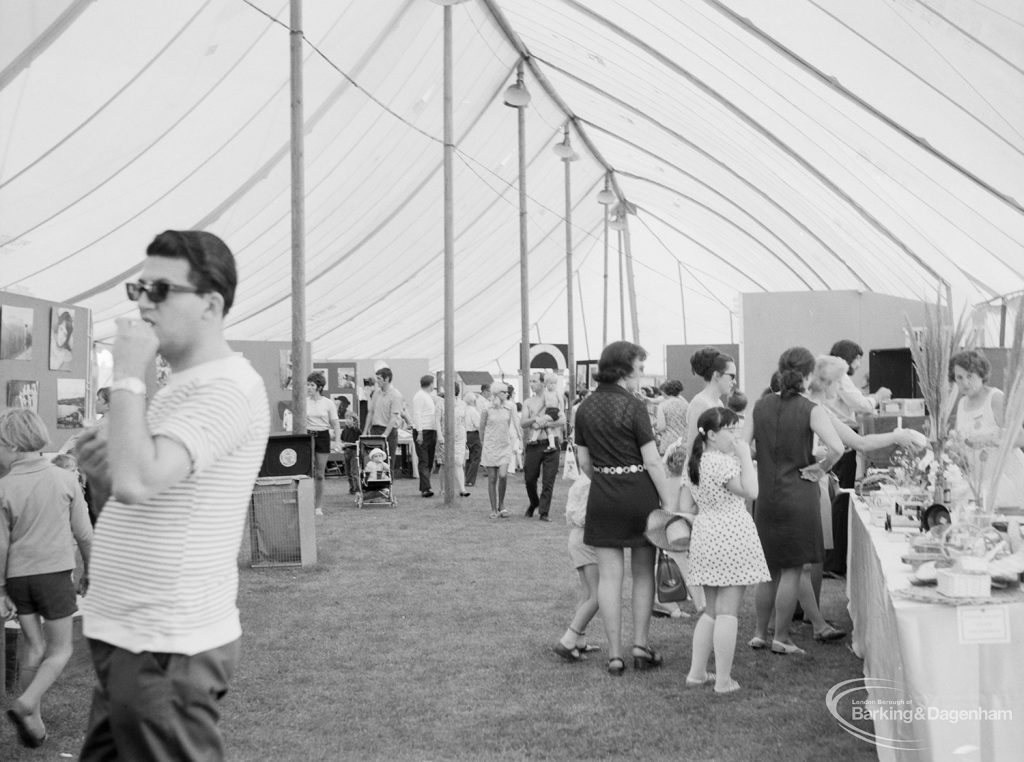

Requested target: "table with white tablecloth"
[{"left": 847, "top": 499, "right": 1024, "bottom": 762}]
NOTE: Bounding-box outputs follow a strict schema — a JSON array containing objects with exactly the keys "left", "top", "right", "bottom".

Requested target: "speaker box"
[
  {"left": 868, "top": 348, "right": 922, "bottom": 400},
  {"left": 259, "top": 433, "right": 314, "bottom": 478}
]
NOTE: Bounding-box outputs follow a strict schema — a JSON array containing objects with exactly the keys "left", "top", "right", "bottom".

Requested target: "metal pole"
[
  {"left": 677, "top": 260, "right": 688, "bottom": 344},
  {"left": 622, "top": 216, "right": 639, "bottom": 345},
  {"left": 442, "top": 4, "right": 456, "bottom": 506},
  {"left": 562, "top": 124, "right": 575, "bottom": 420},
  {"left": 618, "top": 229, "right": 625, "bottom": 340},
  {"left": 576, "top": 270, "right": 591, "bottom": 361},
  {"left": 516, "top": 60, "right": 530, "bottom": 403},
  {"left": 289, "top": 0, "right": 307, "bottom": 433},
  {"left": 602, "top": 201, "right": 609, "bottom": 349}
]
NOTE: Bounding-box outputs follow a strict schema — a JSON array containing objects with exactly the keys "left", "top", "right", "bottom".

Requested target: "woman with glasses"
[{"left": 685, "top": 349, "right": 737, "bottom": 454}]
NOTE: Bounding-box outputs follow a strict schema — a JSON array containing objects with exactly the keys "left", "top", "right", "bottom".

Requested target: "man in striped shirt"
[{"left": 75, "top": 230, "right": 269, "bottom": 761}]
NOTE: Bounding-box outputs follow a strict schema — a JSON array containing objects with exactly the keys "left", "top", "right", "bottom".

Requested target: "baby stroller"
[{"left": 355, "top": 435, "right": 397, "bottom": 508}]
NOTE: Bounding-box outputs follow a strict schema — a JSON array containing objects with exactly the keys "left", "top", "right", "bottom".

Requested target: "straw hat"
[{"left": 644, "top": 509, "right": 693, "bottom": 552}]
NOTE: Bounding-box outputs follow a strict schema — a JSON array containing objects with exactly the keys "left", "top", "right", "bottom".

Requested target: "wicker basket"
[{"left": 936, "top": 568, "right": 991, "bottom": 598}]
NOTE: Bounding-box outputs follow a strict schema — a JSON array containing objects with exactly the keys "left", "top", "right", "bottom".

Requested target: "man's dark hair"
[
  {"left": 420, "top": 375, "right": 434, "bottom": 388},
  {"left": 829, "top": 340, "right": 863, "bottom": 373},
  {"left": 376, "top": 367, "right": 393, "bottom": 383},
  {"left": 146, "top": 230, "right": 238, "bottom": 315},
  {"left": 96, "top": 386, "right": 111, "bottom": 405}
]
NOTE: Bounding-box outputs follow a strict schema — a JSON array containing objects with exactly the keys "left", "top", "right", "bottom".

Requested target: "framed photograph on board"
[
  {"left": 56, "top": 378, "right": 86, "bottom": 429},
  {"left": 1, "top": 305, "right": 34, "bottom": 361},
  {"left": 331, "top": 392, "right": 355, "bottom": 419},
  {"left": 6, "top": 380, "right": 39, "bottom": 411},
  {"left": 280, "top": 349, "right": 293, "bottom": 390},
  {"left": 49, "top": 306, "right": 75, "bottom": 370},
  {"left": 336, "top": 365, "right": 356, "bottom": 391}
]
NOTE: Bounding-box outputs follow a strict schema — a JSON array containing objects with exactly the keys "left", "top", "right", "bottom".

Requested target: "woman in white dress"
[{"left": 950, "top": 349, "right": 1024, "bottom": 508}]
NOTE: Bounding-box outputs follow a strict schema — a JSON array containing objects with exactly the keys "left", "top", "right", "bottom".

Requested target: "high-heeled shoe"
[
  {"left": 631, "top": 644, "right": 663, "bottom": 670},
  {"left": 606, "top": 657, "right": 625, "bottom": 676}
]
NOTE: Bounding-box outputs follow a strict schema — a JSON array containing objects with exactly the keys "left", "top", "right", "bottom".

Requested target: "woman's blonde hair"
[
  {"left": 809, "top": 355, "right": 849, "bottom": 396},
  {"left": 0, "top": 408, "right": 50, "bottom": 452}
]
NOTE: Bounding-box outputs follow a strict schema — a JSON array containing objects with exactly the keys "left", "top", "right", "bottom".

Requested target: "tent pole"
[
  {"left": 442, "top": 3, "right": 456, "bottom": 507},
  {"left": 622, "top": 217, "right": 639, "bottom": 345},
  {"left": 562, "top": 124, "right": 575, "bottom": 418},
  {"left": 618, "top": 230, "right": 625, "bottom": 340},
  {"left": 515, "top": 60, "right": 530, "bottom": 403},
  {"left": 576, "top": 271, "right": 591, "bottom": 363},
  {"left": 677, "top": 261, "right": 688, "bottom": 344},
  {"left": 602, "top": 205, "right": 609, "bottom": 349},
  {"left": 289, "top": 0, "right": 307, "bottom": 434}
]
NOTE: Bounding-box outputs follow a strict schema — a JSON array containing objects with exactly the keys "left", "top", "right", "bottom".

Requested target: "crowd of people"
[{"left": 552, "top": 338, "right": 932, "bottom": 694}]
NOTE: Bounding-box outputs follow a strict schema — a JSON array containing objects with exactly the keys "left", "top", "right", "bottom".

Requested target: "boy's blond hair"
[{"left": 0, "top": 407, "right": 49, "bottom": 452}]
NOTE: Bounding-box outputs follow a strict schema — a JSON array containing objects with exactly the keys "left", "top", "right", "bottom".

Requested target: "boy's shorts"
[
  {"left": 568, "top": 526, "right": 597, "bottom": 569},
  {"left": 6, "top": 570, "right": 78, "bottom": 619}
]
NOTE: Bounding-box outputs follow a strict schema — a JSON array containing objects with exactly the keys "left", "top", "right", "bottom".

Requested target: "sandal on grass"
[
  {"left": 553, "top": 643, "right": 581, "bottom": 662},
  {"left": 685, "top": 672, "right": 716, "bottom": 687}
]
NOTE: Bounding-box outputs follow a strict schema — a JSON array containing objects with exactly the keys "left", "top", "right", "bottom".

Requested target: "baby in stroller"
[{"left": 363, "top": 447, "right": 391, "bottom": 483}]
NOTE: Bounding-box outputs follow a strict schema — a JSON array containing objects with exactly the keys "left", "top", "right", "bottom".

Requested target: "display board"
[{"left": 0, "top": 290, "right": 91, "bottom": 450}]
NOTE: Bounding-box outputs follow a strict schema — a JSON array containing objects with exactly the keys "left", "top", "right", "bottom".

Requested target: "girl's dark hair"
[
  {"left": 829, "top": 339, "right": 863, "bottom": 373},
  {"left": 687, "top": 406, "right": 739, "bottom": 485},
  {"left": 778, "top": 347, "right": 815, "bottom": 398},
  {"left": 661, "top": 379, "right": 684, "bottom": 397},
  {"left": 689, "top": 347, "right": 733, "bottom": 382},
  {"left": 593, "top": 341, "right": 647, "bottom": 384},
  {"left": 949, "top": 349, "right": 990, "bottom": 383}
]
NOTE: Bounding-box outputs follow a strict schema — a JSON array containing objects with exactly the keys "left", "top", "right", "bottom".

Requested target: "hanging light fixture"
[
  {"left": 553, "top": 123, "right": 577, "bottom": 160},
  {"left": 503, "top": 66, "right": 531, "bottom": 108},
  {"left": 609, "top": 213, "right": 627, "bottom": 231},
  {"left": 597, "top": 174, "right": 616, "bottom": 205}
]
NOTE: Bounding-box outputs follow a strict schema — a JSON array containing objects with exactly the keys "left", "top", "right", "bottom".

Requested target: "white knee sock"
[
  {"left": 713, "top": 614, "right": 738, "bottom": 687},
  {"left": 687, "top": 613, "right": 715, "bottom": 680}
]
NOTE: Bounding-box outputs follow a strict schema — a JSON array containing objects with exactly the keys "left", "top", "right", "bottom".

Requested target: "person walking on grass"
[
  {"left": 553, "top": 473, "right": 601, "bottom": 661},
  {"left": 522, "top": 372, "right": 564, "bottom": 522},
  {"left": 679, "top": 407, "right": 767, "bottom": 694},
  {"left": 75, "top": 230, "right": 269, "bottom": 760},
  {"left": 479, "top": 382, "right": 514, "bottom": 519},
  {"left": 1, "top": 408, "right": 93, "bottom": 749}
]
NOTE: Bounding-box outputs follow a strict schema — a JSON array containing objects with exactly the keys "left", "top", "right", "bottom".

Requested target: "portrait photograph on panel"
[
  {"left": 6, "top": 379, "right": 39, "bottom": 411},
  {"left": 56, "top": 378, "right": 86, "bottom": 429},
  {"left": 1, "top": 304, "right": 35, "bottom": 360},
  {"left": 49, "top": 306, "right": 75, "bottom": 370},
  {"left": 280, "top": 349, "right": 293, "bottom": 390}
]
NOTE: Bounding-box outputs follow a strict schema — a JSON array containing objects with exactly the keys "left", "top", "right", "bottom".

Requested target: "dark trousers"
[
  {"left": 80, "top": 638, "right": 239, "bottom": 762},
  {"left": 414, "top": 429, "right": 437, "bottom": 492},
  {"left": 523, "top": 442, "right": 559, "bottom": 517},
  {"left": 825, "top": 449, "right": 858, "bottom": 576},
  {"left": 464, "top": 431, "right": 482, "bottom": 486}
]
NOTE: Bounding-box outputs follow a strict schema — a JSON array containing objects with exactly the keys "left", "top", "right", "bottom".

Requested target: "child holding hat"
[{"left": 680, "top": 406, "right": 767, "bottom": 694}]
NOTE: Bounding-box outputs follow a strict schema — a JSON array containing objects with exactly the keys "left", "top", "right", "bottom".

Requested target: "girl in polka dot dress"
[{"left": 681, "top": 407, "right": 769, "bottom": 694}]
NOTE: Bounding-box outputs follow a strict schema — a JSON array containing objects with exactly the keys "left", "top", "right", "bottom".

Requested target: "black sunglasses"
[{"left": 125, "top": 280, "right": 204, "bottom": 303}]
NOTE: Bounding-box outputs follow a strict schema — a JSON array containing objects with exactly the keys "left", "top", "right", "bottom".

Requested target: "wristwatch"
[{"left": 109, "top": 377, "right": 147, "bottom": 396}]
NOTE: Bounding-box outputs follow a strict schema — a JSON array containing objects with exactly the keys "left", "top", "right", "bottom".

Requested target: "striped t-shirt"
[{"left": 82, "top": 355, "right": 269, "bottom": 655}]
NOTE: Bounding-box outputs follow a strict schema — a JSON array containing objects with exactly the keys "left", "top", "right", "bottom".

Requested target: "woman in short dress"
[
  {"left": 479, "top": 382, "right": 514, "bottom": 518},
  {"left": 745, "top": 347, "right": 843, "bottom": 655},
  {"left": 574, "top": 341, "right": 673, "bottom": 675},
  {"left": 655, "top": 379, "right": 688, "bottom": 455},
  {"left": 303, "top": 372, "right": 341, "bottom": 516}
]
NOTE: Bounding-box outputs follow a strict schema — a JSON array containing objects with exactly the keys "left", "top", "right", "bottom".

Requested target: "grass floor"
[{"left": 4, "top": 470, "right": 878, "bottom": 761}]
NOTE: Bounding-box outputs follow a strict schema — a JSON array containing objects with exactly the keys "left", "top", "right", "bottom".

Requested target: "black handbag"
[{"left": 656, "top": 549, "right": 688, "bottom": 603}]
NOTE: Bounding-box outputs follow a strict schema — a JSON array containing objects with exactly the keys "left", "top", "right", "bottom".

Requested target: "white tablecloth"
[{"left": 847, "top": 500, "right": 1024, "bottom": 761}]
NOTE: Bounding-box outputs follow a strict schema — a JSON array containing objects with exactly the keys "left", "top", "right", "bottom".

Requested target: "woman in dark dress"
[
  {"left": 574, "top": 341, "right": 674, "bottom": 675},
  {"left": 744, "top": 347, "right": 843, "bottom": 655}
]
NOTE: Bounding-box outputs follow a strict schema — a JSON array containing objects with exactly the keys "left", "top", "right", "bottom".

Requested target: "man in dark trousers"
[{"left": 521, "top": 372, "right": 564, "bottom": 521}]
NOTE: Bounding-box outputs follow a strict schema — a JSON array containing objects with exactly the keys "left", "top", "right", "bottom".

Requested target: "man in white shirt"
[
  {"left": 75, "top": 230, "right": 269, "bottom": 761},
  {"left": 464, "top": 393, "right": 482, "bottom": 487},
  {"left": 412, "top": 374, "right": 438, "bottom": 497},
  {"left": 521, "top": 372, "right": 564, "bottom": 521}
]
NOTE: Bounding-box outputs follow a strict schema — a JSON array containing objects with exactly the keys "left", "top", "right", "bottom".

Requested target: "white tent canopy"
[{"left": 2, "top": 0, "right": 1022, "bottom": 373}]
